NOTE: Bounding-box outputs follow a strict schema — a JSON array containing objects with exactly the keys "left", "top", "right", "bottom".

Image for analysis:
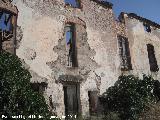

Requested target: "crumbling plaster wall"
[
  {"left": 12, "top": 0, "right": 120, "bottom": 117},
  {"left": 83, "top": 0, "right": 120, "bottom": 92},
  {"left": 78, "top": 0, "right": 120, "bottom": 116},
  {"left": 13, "top": 0, "right": 66, "bottom": 116},
  {"left": 124, "top": 15, "right": 160, "bottom": 79}
]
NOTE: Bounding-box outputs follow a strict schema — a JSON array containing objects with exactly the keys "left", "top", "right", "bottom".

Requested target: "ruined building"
[{"left": 1, "top": 0, "right": 160, "bottom": 118}]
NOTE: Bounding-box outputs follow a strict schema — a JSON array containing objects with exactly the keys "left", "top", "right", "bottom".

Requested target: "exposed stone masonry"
[{"left": 116, "top": 20, "right": 127, "bottom": 37}]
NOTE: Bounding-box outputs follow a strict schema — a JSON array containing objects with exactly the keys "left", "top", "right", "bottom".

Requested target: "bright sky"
[
  {"left": 107, "top": 0, "right": 160, "bottom": 24},
  {"left": 0, "top": 13, "right": 11, "bottom": 31},
  {"left": 65, "top": 0, "right": 78, "bottom": 7}
]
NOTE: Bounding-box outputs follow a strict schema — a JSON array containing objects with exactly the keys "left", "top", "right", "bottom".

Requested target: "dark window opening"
[
  {"left": 65, "top": 23, "right": 78, "bottom": 67},
  {"left": 153, "top": 80, "right": 160, "bottom": 102},
  {"left": 64, "top": 0, "right": 80, "bottom": 8},
  {"left": 0, "top": 10, "right": 14, "bottom": 52},
  {"left": 63, "top": 84, "right": 80, "bottom": 118},
  {"left": 88, "top": 91, "right": 99, "bottom": 115},
  {"left": 118, "top": 36, "right": 132, "bottom": 71},
  {"left": 143, "top": 24, "right": 151, "bottom": 33},
  {"left": 147, "top": 44, "right": 159, "bottom": 72},
  {"left": 49, "top": 95, "right": 54, "bottom": 110},
  {"left": 30, "top": 82, "right": 47, "bottom": 95}
]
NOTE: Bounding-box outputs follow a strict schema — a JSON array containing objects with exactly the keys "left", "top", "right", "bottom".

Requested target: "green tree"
[
  {"left": 101, "top": 75, "right": 156, "bottom": 120},
  {"left": 0, "top": 51, "right": 54, "bottom": 119}
]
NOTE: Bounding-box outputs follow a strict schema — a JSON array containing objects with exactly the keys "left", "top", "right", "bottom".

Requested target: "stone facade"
[
  {"left": 118, "top": 13, "right": 160, "bottom": 79},
  {"left": 1, "top": 0, "right": 160, "bottom": 118}
]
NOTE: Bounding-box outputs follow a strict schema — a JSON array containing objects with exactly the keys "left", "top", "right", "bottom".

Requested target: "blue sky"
[
  {"left": 0, "top": 13, "right": 11, "bottom": 31},
  {"left": 107, "top": 0, "right": 160, "bottom": 24},
  {"left": 65, "top": 0, "right": 78, "bottom": 7},
  {"left": 64, "top": 0, "right": 160, "bottom": 24}
]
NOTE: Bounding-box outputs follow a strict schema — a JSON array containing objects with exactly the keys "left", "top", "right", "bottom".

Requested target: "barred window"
[{"left": 118, "top": 35, "right": 132, "bottom": 70}]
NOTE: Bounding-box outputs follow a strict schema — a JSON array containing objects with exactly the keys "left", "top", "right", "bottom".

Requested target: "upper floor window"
[
  {"left": 65, "top": 23, "right": 78, "bottom": 67},
  {"left": 0, "top": 11, "right": 13, "bottom": 32},
  {"left": 118, "top": 35, "right": 132, "bottom": 71},
  {"left": 147, "top": 44, "right": 159, "bottom": 72},
  {"left": 64, "top": 0, "right": 81, "bottom": 8},
  {"left": 0, "top": 11, "right": 14, "bottom": 50},
  {"left": 143, "top": 23, "right": 151, "bottom": 33},
  {"left": 0, "top": 9, "right": 16, "bottom": 54}
]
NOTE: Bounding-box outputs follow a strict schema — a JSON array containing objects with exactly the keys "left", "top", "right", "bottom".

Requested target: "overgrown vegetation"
[
  {"left": 0, "top": 51, "right": 55, "bottom": 119},
  {"left": 101, "top": 75, "right": 159, "bottom": 120}
]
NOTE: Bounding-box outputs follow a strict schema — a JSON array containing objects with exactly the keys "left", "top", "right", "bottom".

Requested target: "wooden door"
[
  {"left": 88, "top": 91, "right": 98, "bottom": 115},
  {"left": 64, "top": 84, "right": 79, "bottom": 117}
]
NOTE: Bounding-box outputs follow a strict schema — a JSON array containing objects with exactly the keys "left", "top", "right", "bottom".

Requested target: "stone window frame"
[
  {"left": 64, "top": 17, "right": 86, "bottom": 68},
  {"left": 65, "top": 17, "right": 86, "bottom": 28},
  {"left": 64, "top": 0, "right": 82, "bottom": 9},
  {"left": 147, "top": 44, "right": 159, "bottom": 72},
  {"left": 62, "top": 82, "right": 81, "bottom": 117}
]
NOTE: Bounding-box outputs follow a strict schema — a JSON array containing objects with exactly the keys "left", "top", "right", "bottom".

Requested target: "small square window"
[
  {"left": 30, "top": 82, "right": 47, "bottom": 95},
  {"left": 143, "top": 23, "right": 151, "bottom": 33},
  {"left": 0, "top": 11, "right": 13, "bottom": 32},
  {"left": 64, "top": 0, "right": 80, "bottom": 8}
]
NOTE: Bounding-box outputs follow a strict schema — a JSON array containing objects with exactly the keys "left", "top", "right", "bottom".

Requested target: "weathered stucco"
[
  {"left": 11, "top": 0, "right": 120, "bottom": 117},
  {"left": 4, "top": 0, "right": 159, "bottom": 118},
  {"left": 122, "top": 14, "right": 160, "bottom": 80}
]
